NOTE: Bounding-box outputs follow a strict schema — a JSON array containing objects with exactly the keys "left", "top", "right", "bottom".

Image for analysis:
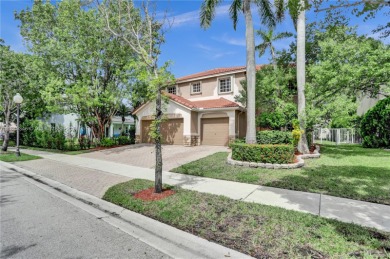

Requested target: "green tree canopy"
[{"left": 16, "top": 0, "right": 137, "bottom": 139}]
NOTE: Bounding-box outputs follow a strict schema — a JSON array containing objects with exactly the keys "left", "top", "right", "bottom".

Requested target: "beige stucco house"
[{"left": 133, "top": 66, "right": 261, "bottom": 146}]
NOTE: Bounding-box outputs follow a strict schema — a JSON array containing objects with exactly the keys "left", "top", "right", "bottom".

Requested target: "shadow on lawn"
[
  {"left": 266, "top": 164, "right": 390, "bottom": 205},
  {"left": 321, "top": 145, "right": 390, "bottom": 159}
]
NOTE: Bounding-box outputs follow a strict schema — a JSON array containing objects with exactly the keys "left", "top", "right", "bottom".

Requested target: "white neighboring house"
[
  {"left": 44, "top": 113, "right": 135, "bottom": 138},
  {"left": 357, "top": 93, "right": 387, "bottom": 116}
]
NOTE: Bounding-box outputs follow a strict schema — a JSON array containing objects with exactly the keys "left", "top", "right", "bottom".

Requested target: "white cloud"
[
  {"left": 212, "top": 33, "right": 246, "bottom": 46},
  {"left": 170, "top": 4, "right": 230, "bottom": 27},
  {"left": 194, "top": 43, "right": 236, "bottom": 60}
]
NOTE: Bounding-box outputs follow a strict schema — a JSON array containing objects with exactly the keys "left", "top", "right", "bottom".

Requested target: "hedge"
[
  {"left": 360, "top": 97, "right": 390, "bottom": 148},
  {"left": 256, "top": 130, "right": 293, "bottom": 145},
  {"left": 231, "top": 143, "right": 295, "bottom": 164}
]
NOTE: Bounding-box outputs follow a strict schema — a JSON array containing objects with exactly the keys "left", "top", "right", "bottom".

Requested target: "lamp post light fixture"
[{"left": 13, "top": 93, "right": 23, "bottom": 157}]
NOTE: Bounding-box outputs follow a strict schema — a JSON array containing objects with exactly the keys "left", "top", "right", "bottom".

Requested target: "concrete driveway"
[{"left": 79, "top": 144, "right": 228, "bottom": 171}]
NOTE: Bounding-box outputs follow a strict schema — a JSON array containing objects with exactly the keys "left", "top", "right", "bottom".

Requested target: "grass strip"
[
  {"left": 171, "top": 144, "right": 390, "bottom": 205},
  {"left": 104, "top": 179, "right": 390, "bottom": 258},
  {"left": 0, "top": 151, "right": 41, "bottom": 162}
]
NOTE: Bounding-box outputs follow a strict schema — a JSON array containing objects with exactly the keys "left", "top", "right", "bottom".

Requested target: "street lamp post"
[{"left": 13, "top": 93, "right": 23, "bottom": 157}]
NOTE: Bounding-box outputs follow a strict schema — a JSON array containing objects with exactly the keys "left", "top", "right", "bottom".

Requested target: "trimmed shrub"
[
  {"left": 256, "top": 130, "right": 293, "bottom": 145},
  {"left": 117, "top": 136, "right": 130, "bottom": 145},
  {"left": 360, "top": 97, "right": 390, "bottom": 148},
  {"left": 231, "top": 143, "right": 295, "bottom": 164},
  {"left": 100, "top": 137, "right": 116, "bottom": 147}
]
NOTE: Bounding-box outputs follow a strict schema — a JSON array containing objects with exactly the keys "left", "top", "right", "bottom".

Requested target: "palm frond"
[
  {"left": 255, "top": 42, "right": 268, "bottom": 57},
  {"left": 274, "top": 31, "right": 293, "bottom": 40},
  {"left": 254, "top": 0, "right": 276, "bottom": 28},
  {"left": 200, "top": 0, "right": 223, "bottom": 29},
  {"left": 274, "top": 0, "right": 285, "bottom": 22},
  {"left": 229, "top": 0, "right": 242, "bottom": 30}
]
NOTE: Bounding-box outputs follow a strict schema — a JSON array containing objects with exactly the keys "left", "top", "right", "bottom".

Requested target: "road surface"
[{"left": 0, "top": 168, "right": 169, "bottom": 259}]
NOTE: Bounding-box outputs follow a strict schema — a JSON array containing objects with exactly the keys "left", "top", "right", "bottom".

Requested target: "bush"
[
  {"left": 360, "top": 98, "right": 390, "bottom": 148},
  {"left": 78, "top": 136, "right": 91, "bottom": 150},
  {"left": 231, "top": 143, "right": 295, "bottom": 164},
  {"left": 100, "top": 137, "right": 116, "bottom": 147},
  {"left": 117, "top": 136, "right": 130, "bottom": 145},
  {"left": 256, "top": 130, "right": 293, "bottom": 145}
]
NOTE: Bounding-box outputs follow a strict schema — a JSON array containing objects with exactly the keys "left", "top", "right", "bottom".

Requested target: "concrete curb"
[
  {"left": 1, "top": 161, "right": 253, "bottom": 259},
  {"left": 227, "top": 145, "right": 320, "bottom": 169}
]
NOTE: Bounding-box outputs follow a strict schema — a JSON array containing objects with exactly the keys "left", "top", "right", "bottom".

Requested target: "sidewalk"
[{"left": 9, "top": 148, "right": 390, "bottom": 232}]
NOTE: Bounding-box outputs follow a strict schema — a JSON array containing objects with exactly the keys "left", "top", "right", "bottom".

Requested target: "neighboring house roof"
[
  {"left": 132, "top": 93, "right": 240, "bottom": 114},
  {"left": 176, "top": 65, "right": 264, "bottom": 83}
]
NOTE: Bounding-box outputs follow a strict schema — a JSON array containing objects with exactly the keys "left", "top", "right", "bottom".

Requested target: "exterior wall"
[
  {"left": 177, "top": 71, "right": 246, "bottom": 103},
  {"left": 46, "top": 113, "right": 79, "bottom": 129},
  {"left": 135, "top": 100, "right": 192, "bottom": 143}
]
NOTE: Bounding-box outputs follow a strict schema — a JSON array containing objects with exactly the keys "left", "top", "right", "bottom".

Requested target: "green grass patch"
[
  {"left": 0, "top": 151, "right": 41, "bottom": 162},
  {"left": 104, "top": 179, "right": 390, "bottom": 258},
  {"left": 21, "top": 146, "right": 94, "bottom": 155},
  {"left": 172, "top": 144, "right": 390, "bottom": 205}
]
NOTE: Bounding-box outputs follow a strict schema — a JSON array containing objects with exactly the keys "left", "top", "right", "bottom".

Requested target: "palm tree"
[
  {"left": 256, "top": 29, "right": 292, "bottom": 69},
  {"left": 200, "top": 0, "right": 279, "bottom": 144},
  {"left": 296, "top": 0, "right": 309, "bottom": 153}
]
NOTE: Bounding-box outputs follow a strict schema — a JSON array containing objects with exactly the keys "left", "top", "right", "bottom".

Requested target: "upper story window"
[
  {"left": 191, "top": 82, "right": 201, "bottom": 94},
  {"left": 167, "top": 86, "right": 176, "bottom": 95},
  {"left": 219, "top": 77, "right": 232, "bottom": 93}
]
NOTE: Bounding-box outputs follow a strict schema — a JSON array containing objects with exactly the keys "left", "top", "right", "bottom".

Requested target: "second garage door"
[
  {"left": 142, "top": 119, "right": 184, "bottom": 145},
  {"left": 201, "top": 117, "right": 229, "bottom": 146}
]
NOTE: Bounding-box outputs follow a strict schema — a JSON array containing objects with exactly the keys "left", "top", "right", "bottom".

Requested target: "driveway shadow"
[{"left": 1, "top": 244, "right": 37, "bottom": 258}]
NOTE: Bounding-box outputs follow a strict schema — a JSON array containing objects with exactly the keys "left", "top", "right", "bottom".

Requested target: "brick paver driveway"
[{"left": 79, "top": 144, "right": 228, "bottom": 171}]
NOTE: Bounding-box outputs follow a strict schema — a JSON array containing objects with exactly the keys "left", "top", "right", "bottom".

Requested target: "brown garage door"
[
  {"left": 201, "top": 118, "right": 229, "bottom": 146},
  {"left": 141, "top": 119, "right": 184, "bottom": 145}
]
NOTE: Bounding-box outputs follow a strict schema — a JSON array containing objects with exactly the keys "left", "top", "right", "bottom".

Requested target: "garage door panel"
[
  {"left": 201, "top": 118, "right": 229, "bottom": 146},
  {"left": 142, "top": 119, "right": 183, "bottom": 145}
]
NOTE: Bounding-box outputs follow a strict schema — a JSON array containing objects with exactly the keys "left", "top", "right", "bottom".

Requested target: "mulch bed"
[
  {"left": 295, "top": 145, "right": 317, "bottom": 156},
  {"left": 133, "top": 187, "right": 175, "bottom": 201}
]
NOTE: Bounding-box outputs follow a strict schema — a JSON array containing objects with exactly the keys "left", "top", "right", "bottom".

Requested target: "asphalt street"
[{"left": 0, "top": 168, "right": 170, "bottom": 259}]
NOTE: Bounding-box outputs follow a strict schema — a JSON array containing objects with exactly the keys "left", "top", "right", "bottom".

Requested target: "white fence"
[{"left": 313, "top": 128, "right": 362, "bottom": 145}]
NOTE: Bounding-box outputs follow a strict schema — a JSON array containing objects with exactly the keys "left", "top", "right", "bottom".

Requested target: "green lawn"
[
  {"left": 104, "top": 179, "right": 390, "bottom": 258},
  {"left": 171, "top": 144, "right": 390, "bottom": 205},
  {"left": 0, "top": 151, "right": 41, "bottom": 162},
  {"left": 21, "top": 146, "right": 94, "bottom": 155}
]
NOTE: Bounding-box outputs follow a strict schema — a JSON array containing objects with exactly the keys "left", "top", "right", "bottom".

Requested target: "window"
[
  {"left": 167, "top": 86, "right": 176, "bottom": 95},
  {"left": 219, "top": 77, "right": 231, "bottom": 93},
  {"left": 191, "top": 82, "right": 201, "bottom": 94}
]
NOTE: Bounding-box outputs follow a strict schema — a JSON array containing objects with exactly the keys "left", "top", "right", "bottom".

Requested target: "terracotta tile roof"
[
  {"left": 191, "top": 98, "right": 239, "bottom": 109},
  {"left": 164, "top": 92, "right": 197, "bottom": 109},
  {"left": 176, "top": 65, "right": 264, "bottom": 82},
  {"left": 133, "top": 93, "right": 241, "bottom": 114},
  {"left": 166, "top": 92, "right": 239, "bottom": 109}
]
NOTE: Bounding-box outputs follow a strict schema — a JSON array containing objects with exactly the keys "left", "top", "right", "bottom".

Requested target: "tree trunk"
[
  {"left": 1, "top": 101, "right": 11, "bottom": 152},
  {"left": 270, "top": 46, "right": 277, "bottom": 70},
  {"left": 155, "top": 87, "right": 163, "bottom": 193},
  {"left": 244, "top": 0, "right": 257, "bottom": 144},
  {"left": 296, "top": 0, "right": 309, "bottom": 154}
]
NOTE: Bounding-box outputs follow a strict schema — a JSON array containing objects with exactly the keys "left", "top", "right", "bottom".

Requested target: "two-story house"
[{"left": 133, "top": 66, "right": 262, "bottom": 146}]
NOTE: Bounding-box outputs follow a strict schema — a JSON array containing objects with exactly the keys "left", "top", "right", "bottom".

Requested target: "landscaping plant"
[{"left": 360, "top": 97, "right": 390, "bottom": 148}]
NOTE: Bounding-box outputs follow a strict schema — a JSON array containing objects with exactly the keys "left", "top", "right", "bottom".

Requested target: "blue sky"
[{"left": 0, "top": 0, "right": 388, "bottom": 78}]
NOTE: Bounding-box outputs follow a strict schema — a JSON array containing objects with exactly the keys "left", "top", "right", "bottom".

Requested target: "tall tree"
[
  {"left": 256, "top": 29, "right": 292, "bottom": 69},
  {"left": 99, "top": 0, "right": 174, "bottom": 193},
  {"left": 0, "top": 42, "right": 45, "bottom": 151},
  {"left": 296, "top": 0, "right": 309, "bottom": 153},
  {"left": 200, "top": 0, "right": 279, "bottom": 144},
  {"left": 16, "top": 0, "right": 135, "bottom": 140}
]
